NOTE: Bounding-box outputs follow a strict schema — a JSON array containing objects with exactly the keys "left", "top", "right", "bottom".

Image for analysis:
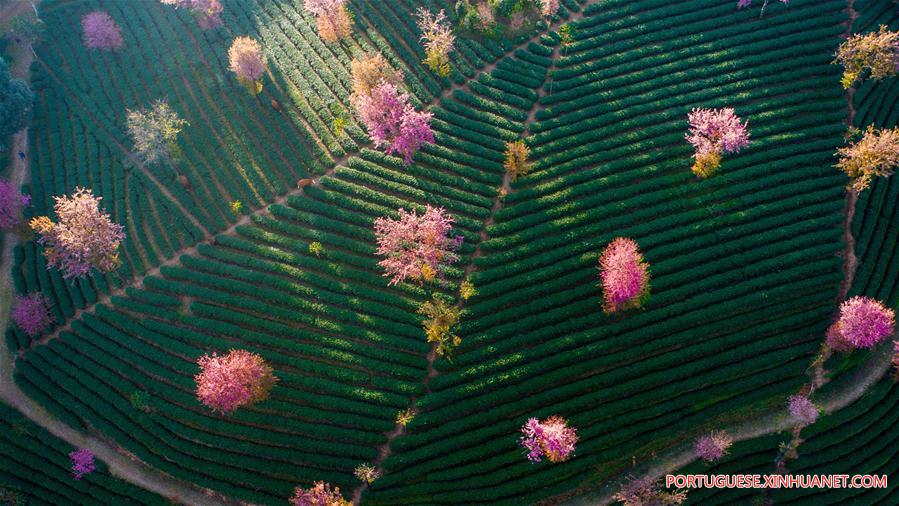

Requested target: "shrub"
[
  {"left": 694, "top": 430, "right": 733, "bottom": 462},
  {"left": 160, "top": 0, "right": 223, "bottom": 29},
  {"left": 503, "top": 140, "right": 531, "bottom": 180},
  {"left": 11, "top": 293, "right": 53, "bottom": 336},
  {"left": 354, "top": 463, "right": 380, "bottom": 484},
  {"left": 419, "top": 296, "right": 462, "bottom": 358},
  {"left": 787, "top": 394, "right": 819, "bottom": 426},
  {"left": 69, "top": 448, "right": 95, "bottom": 480}
]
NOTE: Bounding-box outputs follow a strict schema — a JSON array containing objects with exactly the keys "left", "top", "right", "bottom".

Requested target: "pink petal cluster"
[
  {"left": 374, "top": 206, "right": 462, "bottom": 285},
  {"left": 303, "top": 0, "right": 347, "bottom": 17},
  {"left": 416, "top": 8, "right": 455, "bottom": 58},
  {"left": 788, "top": 395, "right": 819, "bottom": 426},
  {"left": 686, "top": 107, "right": 750, "bottom": 157},
  {"left": 228, "top": 37, "right": 266, "bottom": 83},
  {"left": 353, "top": 82, "right": 434, "bottom": 164},
  {"left": 825, "top": 321, "right": 855, "bottom": 353},
  {"left": 160, "top": 0, "right": 223, "bottom": 29},
  {"left": 30, "top": 188, "right": 125, "bottom": 279},
  {"left": 0, "top": 179, "right": 30, "bottom": 230},
  {"left": 519, "top": 416, "right": 578, "bottom": 463},
  {"left": 81, "top": 11, "right": 123, "bottom": 50},
  {"left": 829, "top": 296, "right": 895, "bottom": 349},
  {"left": 598, "top": 237, "right": 650, "bottom": 313},
  {"left": 694, "top": 430, "right": 733, "bottom": 462},
  {"left": 11, "top": 293, "right": 54, "bottom": 337},
  {"left": 69, "top": 448, "right": 95, "bottom": 480},
  {"left": 290, "top": 481, "right": 350, "bottom": 506},
  {"left": 540, "top": 0, "right": 561, "bottom": 17},
  {"left": 195, "top": 349, "right": 277, "bottom": 415}
]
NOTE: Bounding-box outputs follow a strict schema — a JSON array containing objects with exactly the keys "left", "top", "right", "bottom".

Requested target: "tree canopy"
[{"left": 0, "top": 57, "right": 34, "bottom": 142}]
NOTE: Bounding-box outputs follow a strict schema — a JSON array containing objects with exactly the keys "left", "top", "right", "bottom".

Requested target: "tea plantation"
[{"left": 2, "top": 0, "right": 898, "bottom": 504}]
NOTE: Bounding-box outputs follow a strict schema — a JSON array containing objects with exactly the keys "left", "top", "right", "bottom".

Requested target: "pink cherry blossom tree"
[
  {"left": 826, "top": 296, "right": 895, "bottom": 350},
  {"left": 694, "top": 430, "right": 733, "bottom": 462},
  {"left": 11, "top": 293, "right": 54, "bottom": 336},
  {"left": 81, "top": 11, "right": 123, "bottom": 50},
  {"left": 540, "top": 0, "right": 560, "bottom": 17},
  {"left": 520, "top": 416, "right": 578, "bottom": 463},
  {"left": 69, "top": 448, "right": 95, "bottom": 480},
  {"left": 686, "top": 107, "right": 750, "bottom": 178},
  {"left": 29, "top": 188, "right": 125, "bottom": 279},
  {"left": 160, "top": 0, "right": 223, "bottom": 30},
  {"left": 788, "top": 394, "right": 819, "bottom": 426},
  {"left": 416, "top": 8, "right": 455, "bottom": 76},
  {"left": 352, "top": 81, "right": 434, "bottom": 164},
  {"left": 228, "top": 37, "right": 267, "bottom": 94},
  {"left": 0, "top": 179, "right": 30, "bottom": 230},
  {"left": 598, "top": 237, "right": 650, "bottom": 314},
  {"left": 290, "top": 481, "right": 351, "bottom": 506},
  {"left": 374, "top": 206, "right": 462, "bottom": 285},
  {"left": 304, "top": 0, "right": 352, "bottom": 42},
  {"left": 195, "top": 349, "right": 277, "bottom": 414}
]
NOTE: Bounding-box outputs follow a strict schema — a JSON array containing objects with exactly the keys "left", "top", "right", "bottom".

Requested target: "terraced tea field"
[{"left": 2, "top": 0, "right": 898, "bottom": 504}]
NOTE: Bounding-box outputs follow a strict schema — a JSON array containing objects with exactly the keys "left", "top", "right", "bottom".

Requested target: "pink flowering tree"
[
  {"left": 352, "top": 82, "right": 434, "bottom": 164},
  {"left": 304, "top": 0, "right": 352, "bottom": 42},
  {"left": 520, "top": 416, "right": 578, "bottom": 463},
  {"left": 11, "top": 293, "right": 54, "bottom": 336},
  {"left": 788, "top": 394, "right": 819, "bottom": 426},
  {"left": 374, "top": 206, "right": 462, "bottom": 285},
  {"left": 29, "top": 188, "right": 125, "bottom": 279},
  {"left": 195, "top": 349, "right": 277, "bottom": 415},
  {"left": 694, "top": 430, "right": 733, "bottom": 462},
  {"left": 81, "top": 11, "right": 123, "bottom": 50},
  {"left": 290, "top": 481, "right": 351, "bottom": 506},
  {"left": 598, "top": 237, "right": 650, "bottom": 314},
  {"left": 826, "top": 296, "right": 895, "bottom": 351},
  {"left": 738, "top": 0, "right": 788, "bottom": 17},
  {"left": 160, "top": 0, "right": 223, "bottom": 29},
  {"left": 685, "top": 107, "right": 750, "bottom": 178},
  {"left": 228, "top": 37, "right": 267, "bottom": 95},
  {"left": 540, "top": 0, "right": 560, "bottom": 17},
  {"left": 69, "top": 448, "right": 95, "bottom": 480},
  {"left": 416, "top": 9, "right": 455, "bottom": 76},
  {"left": 0, "top": 179, "right": 30, "bottom": 230}
]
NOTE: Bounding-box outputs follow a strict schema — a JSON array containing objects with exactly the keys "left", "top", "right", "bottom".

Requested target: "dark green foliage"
[{"left": 0, "top": 57, "right": 33, "bottom": 142}]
